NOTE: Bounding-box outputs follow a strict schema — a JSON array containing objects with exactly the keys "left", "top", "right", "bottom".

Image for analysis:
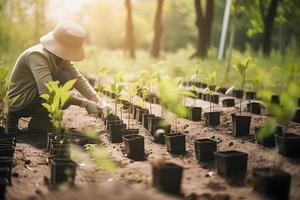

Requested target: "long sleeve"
[
  {"left": 27, "top": 52, "right": 53, "bottom": 94},
  {"left": 64, "top": 62, "right": 97, "bottom": 100}
]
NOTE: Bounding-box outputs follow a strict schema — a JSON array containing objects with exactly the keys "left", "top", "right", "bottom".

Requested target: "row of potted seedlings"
[
  {"left": 100, "top": 75, "right": 293, "bottom": 199},
  {"left": 96, "top": 61, "right": 297, "bottom": 199},
  {"left": 41, "top": 80, "right": 78, "bottom": 186},
  {"left": 0, "top": 66, "right": 19, "bottom": 199},
  {"left": 0, "top": 128, "right": 16, "bottom": 200}
]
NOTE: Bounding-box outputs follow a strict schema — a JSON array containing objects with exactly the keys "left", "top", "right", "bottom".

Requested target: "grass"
[{"left": 76, "top": 46, "right": 300, "bottom": 94}]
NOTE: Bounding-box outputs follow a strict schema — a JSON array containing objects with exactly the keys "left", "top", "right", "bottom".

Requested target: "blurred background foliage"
[{"left": 0, "top": 0, "right": 300, "bottom": 89}]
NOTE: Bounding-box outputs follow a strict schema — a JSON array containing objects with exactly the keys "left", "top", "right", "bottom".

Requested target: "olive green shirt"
[{"left": 8, "top": 44, "right": 97, "bottom": 112}]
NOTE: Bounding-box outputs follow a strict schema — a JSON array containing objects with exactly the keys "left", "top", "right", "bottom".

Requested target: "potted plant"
[
  {"left": 151, "top": 159, "right": 183, "bottom": 195},
  {"left": 107, "top": 72, "right": 126, "bottom": 143},
  {"left": 94, "top": 66, "right": 109, "bottom": 93},
  {"left": 194, "top": 138, "right": 217, "bottom": 164},
  {"left": 158, "top": 78, "right": 191, "bottom": 154},
  {"left": 188, "top": 85, "right": 202, "bottom": 122},
  {"left": 40, "top": 79, "right": 77, "bottom": 185},
  {"left": 203, "top": 71, "right": 220, "bottom": 126},
  {"left": 214, "top": 150, "right": 248, "bottom": 186},
  {"left": 252, "top": 167, "right": 291, "bottom": 200},
  {"left": 245, "top": 77, "right": 261, "bottom": 115},
  {"left": 230, "top": 57, "right": 253, "bottom": 137},
  {"left": 257, "top": 81, "right": 300, "bottom": 158}
]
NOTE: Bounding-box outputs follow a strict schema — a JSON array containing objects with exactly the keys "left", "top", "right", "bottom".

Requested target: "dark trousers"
[{"left": 6, "top": 69, "right": 71, "bottom": 133}]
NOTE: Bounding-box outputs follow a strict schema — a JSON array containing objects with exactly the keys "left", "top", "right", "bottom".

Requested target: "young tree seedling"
[
  {"left": 40, "top": 79, "right": 77, "bottom": 134},
  {"left": 110, "top": 72, "right": 125, "bottom": 122},
  {"left": 95, "top": 66, "right": 109, "bottom": 93},
  {"left": 232, "top": 56, "right": 253, "bottom": 115},
  {"left": 204, "top": 71, "right": 219, "bottom": 112},
  {"left": 0, "top": 65, "right": 19, "bottom": 131},
  {"left": 257, "top": 81, "right": 300, "bottom": 140}
]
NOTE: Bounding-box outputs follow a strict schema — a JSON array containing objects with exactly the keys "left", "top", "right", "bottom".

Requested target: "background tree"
[
  {"left": 151, "top": 0, "right": 164, "bottom": 58},
  {"left": 124, "top": 0, "right": 135, "bottom": 58},
  {"left": 191, "top": 0, "right": 214, "bottom": 59}
]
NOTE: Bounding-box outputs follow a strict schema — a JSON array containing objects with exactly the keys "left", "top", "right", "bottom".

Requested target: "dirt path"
[{"left": 5, "top": 93, "right": 300, "bottom": 200}]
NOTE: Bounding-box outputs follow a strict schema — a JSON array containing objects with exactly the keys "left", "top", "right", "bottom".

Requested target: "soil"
[{"left": 4, "top": 93, "right": 300, "bottom": 200}]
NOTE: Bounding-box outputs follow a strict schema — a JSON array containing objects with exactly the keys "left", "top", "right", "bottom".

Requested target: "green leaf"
[
  {"left": 40, "top": 93, "right": 50, "bottom": 101},
  {"left": 257, "top": 121, "right": 277, "bottom": 141}
]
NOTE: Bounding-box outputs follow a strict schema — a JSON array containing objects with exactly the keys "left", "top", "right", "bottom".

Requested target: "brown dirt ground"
[{"left": 5, "top": 92, "right": 300, "bottom": 200}]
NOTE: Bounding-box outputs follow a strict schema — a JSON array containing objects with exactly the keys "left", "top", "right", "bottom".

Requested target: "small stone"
[
  {"left": 35, "top": 189, "right": 43, "bottom": 196},
  {"left": 24, "top": 159, "right": 31, "bottom": 165},
  {"left": 229, "top": 142, "right": 234, "bottom": 146}
]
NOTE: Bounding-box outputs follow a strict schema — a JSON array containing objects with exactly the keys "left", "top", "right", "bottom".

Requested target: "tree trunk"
[
  {"left": 125, "top": 0, "right": 135, "bottom": 58},
  {"left": 151, "top": 0, "right": 164, "bottom": 58},
  {"left": 224, "top": 10, "right": 236, "bottom": 81},
  {"left": 260, "top": 0, "right": 279, "bottom": 57},
  {"left": 191, "top": 0, "right": 214, "bottom": 59}
]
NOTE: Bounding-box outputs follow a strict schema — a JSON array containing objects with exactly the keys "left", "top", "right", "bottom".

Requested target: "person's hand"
[
  {"left": 98, "top": 99, "right": 113, "bottom": 117},
  {"left": 80, "top": 100, "right": 102, "bottom": 115}
]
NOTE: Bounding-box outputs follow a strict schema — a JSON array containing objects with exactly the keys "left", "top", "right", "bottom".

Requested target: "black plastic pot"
[
  {"left": 0, "top": 158, "right": 13, "bottom": 184},
  {"left": 194, "top": 138, "right": 217, "bottom": 163},
  {"left": 131, "top": 105, "right": 142, "bottom": 120},
  {"left": 106, "top": 118, "right": 122, "bottom": 130},
  {"left": 246, "top": 91, "right": 256, "bottom": 100},
  {"left": 136, "top": 108, "right": 149, "bottom": 123},
  {"left": 0, "top": 146, "right": 15, "bottom": 158},
  {"left": 165, "top": 133, "right": 186, "bottom": 155},
  {"left": 121, "top": 128, "right": 139, "bottom": 136},
  {"left": 152, "top": 124, "right": 171, "bottom": 144},
  {"left": 50, "top": 158, "right": 77, "bottom": 185},
  {"left": 152, "top": 162, "right": 183, "bottom": 195},
  {"left": 214, "top": 150, "right": 248, "bottom": 185},
  {"left": 204, "top": 111, "right": 220, "bottom": 126},
  {"left": 109, "top": 122, "right": 126, "bottom": 143},
  {"left": 231, "top": 114, "right": 251, "bottom": 137},
  {"left": 293, "top": 108, "right": 300, "bottom": 123},
  {"left": 253, "top": 168, "right": 291, "bottom": 200},
  {"left": 197, "top": 92, "right": 203, "bottom": 99},
  {"left": 218, "top": 87, "right": 228, "bottom": 94},
  {"left": 122, "top": 134, "right": 145, "bottom": 160},
  {"left": 232, "top": 89, "right": 244, "bottom": 99},
  {"left": 0, "top": 167, "right": 9, "bottom": 200},
  {"left": 189, "top": 107, "right": 201, "bottom": 122},
  {"left": 255, "top": 126, "right": 282, "bottom": 148},
  {"left": 275, "top": 133, "right": 300, "bottom": 158},
  {"left": 148, "top": 116, "right": 162, "bottom": 135},
  {"left": 246, "top": 102, "right": 261, "bottom": 115},
  {"left": 222, "top": 98, "right": 235, "bottom": 107},
  {"left": 142, "top": 113, "right": 155, "bottom": 129},
  {"left": 208, "top": 94, "right": 219, "bottom": 104},
  {"left": 271, "top": 95, "right": 280, "bottom": 104},
  {"left": 0, "top": 177, "right": 6, "bottom": 200}
]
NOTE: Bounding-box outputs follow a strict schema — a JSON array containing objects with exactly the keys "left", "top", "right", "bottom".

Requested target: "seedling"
[
  {"left": 157, "top": 77, "right": 194, "bottom": 133},
  {"left": 40, "top": 79, "right": 77, "bottom": 134},
  {"left": 125, "top": 80, "right": 139, "bottom": 128},
  {"left": 232, "top": 56, "right": 253, "bottom": 115},
  {"left": 110, "top": 72, "right": 124, "bottom": 118},
  {"left": 0, "top": 65, "right": 19, "bottom": 130},
  {"left": 257, "top": 81, "right": 300, "bottom": 139},
  {"left": 204, "top": 71, "right": 219, "bottom": 112},
  {"left": 95, "top": 66, "right": 109, "bottom": 93},
  {"left": 191, "top": 61, "right": 202, "bottom": 83}
]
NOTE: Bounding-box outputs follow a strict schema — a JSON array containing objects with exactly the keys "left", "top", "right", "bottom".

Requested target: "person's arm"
[{"left": 63, "top": 61, "right": 100, "bottom": 103}]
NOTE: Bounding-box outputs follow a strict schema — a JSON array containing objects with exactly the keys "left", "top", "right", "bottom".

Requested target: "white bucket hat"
[{"left": 40, "top": 20, "right": 86, "bottom": 61}]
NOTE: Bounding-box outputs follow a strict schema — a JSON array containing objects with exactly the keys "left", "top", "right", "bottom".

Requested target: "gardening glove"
[
  {"left": 80, "top": 100, "right": 102, "bottom": 115},
  {"left": 98, "top": 99, "right": 113, "bottom": 117}
]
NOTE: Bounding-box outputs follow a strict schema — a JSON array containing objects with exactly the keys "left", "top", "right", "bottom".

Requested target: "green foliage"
[
  {"left": 110, "top": 72, "right": 124, "bottom": 115},
  {"left": 257, "top": 81, "right": 300, "bottom": 138},
  {"left": 233, "top": 56, "right": 254, "bottom": 90},
  {"left": 204, "top": 71, "right": 219, "bottom": 112},
  {"left": 191, "top": 61, "right": 202, "bottom": 81},
  {"left": 0, "top": 65, "right": 19, "bottom": 127},
  {"left": 95, "top": 66, "right": 109, "bottom": 92},
  {"left": 40, "top": 79, "right": 77, "bottom": 134}
]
